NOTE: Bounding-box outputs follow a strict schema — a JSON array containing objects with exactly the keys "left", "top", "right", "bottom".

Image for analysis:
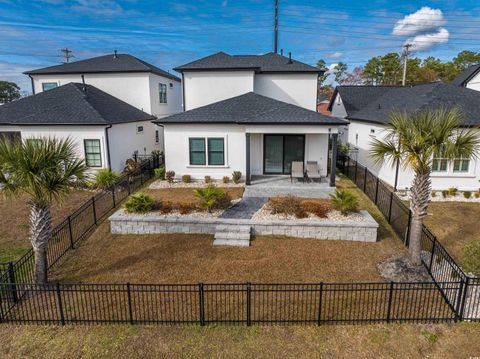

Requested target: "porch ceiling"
[{"left": 245, "top": 124, "right": 339, "bottom": 134}]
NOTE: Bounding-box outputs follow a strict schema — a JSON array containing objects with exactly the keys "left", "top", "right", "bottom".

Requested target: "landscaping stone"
[{"left": 220, "top": 197, "right": 267, "bottom": 219}]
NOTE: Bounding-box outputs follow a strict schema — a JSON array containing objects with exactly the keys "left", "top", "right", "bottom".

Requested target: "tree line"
[{"left": 317, "top": 50, "right": 480, "bottom": 100}]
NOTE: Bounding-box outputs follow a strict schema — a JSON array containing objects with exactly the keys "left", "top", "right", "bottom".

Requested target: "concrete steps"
[{"left": 213, "top": 224, "right": 251, "bottom": 247}]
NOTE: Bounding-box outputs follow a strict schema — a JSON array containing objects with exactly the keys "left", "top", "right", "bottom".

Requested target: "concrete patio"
[{"left": 244, "top": 175, "right": 335, "bottom": 198}]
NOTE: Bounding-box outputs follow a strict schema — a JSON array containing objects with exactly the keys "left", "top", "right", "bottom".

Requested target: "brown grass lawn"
[
  {"left": 0, "top": 190, "right": 93, "bottom": 262},
  {"left": 144, "top": 187, "right": 244, "bottom": 205},
  {"left": 424, "top": 202, "right": 480, "bottom": 265},
  {"left": 0, "top": 323, "right": 479, "bottom": 358}
]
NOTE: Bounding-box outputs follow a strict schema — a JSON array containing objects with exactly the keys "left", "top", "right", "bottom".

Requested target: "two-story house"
[{"left": 155, "top": 52, "right": 347, "bottom": 185}]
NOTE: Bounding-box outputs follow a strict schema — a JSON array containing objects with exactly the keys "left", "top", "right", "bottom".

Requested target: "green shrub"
[
  {"left": 204, "top": 175, "right": 211, "bottom": 183},
  {"left": 165, "top": 171, "right": 175, "bottom": 183},
  {"left": 267, "top": 195, "right": 306, "bottom": 218},
  {"left": 232, "top": 171, "right": 242, "bottom": 184},
  {"left": 462, "top": 241, "right": 480, "bottom": 276},
  {"left": 193, "top": 184, "right": 229, "bottom": 213},
  {"left": 93, "top": 168, "right": 120, "bottom": 190},
  {"left": 124, "top": 192, "right": 155, "bottom": 213},
  {"left": 222, "top": 176, "right": 230, "bottom": 184},
  {"left": 154, "top": 165, "right": 165, "bottom": 180},
  {"left": 431, "top": 191, "right": 436, "bottom": 198},
  {"left": 330, "top": 189, "right": 359, "bottom": 216},
  {"left": 182, "top": 174, "right": 192, "bottom": 183},
  {"left": 448, "top": 187, "right": 458, "bottom": 196},
  {"left": 441, "top": 190, "right": 449, "bottom": 198},
  {"left": 463, "top": 191, "right": 472, "bottom": 199}
]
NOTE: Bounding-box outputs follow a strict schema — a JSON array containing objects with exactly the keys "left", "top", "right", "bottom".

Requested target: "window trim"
[
  {"left": 188, "top": 136, "right": 227, "bottom": 167},
  {"left": 158, "top": 83, "right": 167, "bottom": 104},
  {"left": 453, "top": 157, "right": 470, "bottom": 173},
  {"left": 207, "top": 137, "right": 225, "bottom": 166},
  {"left": 42, "top": 82, "right": 58, "bottom": 91},
  {"left": 189, "top": 138, "right": 206, "bottom": 166},
  {"left": 84, "top": 139, "right": 102, "bottom": 168}
]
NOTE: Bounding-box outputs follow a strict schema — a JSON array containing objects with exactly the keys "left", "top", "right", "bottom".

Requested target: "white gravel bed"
[
  {"left": 251, "top": 204, "right": 368, "bottom": 222},
  {"left": 397, "top": 193, "right": 480, "bottom": 203},
  {"left": 149, "top": 179, "right": 244, "bottom": 189}
]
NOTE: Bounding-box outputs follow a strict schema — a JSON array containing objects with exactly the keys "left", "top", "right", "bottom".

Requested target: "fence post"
[
  {"left": 67, "top": 216, "right": 74, "bottom": 249},
  {"left": 246, "top": 283, "right": 251, "bottom": 326},
  {"left": 429, "top": 237, "right": 436, "bottom": 271},
  {"left": 317, "top": 282, "right": 323, "bottom": 326},
  {"left": 7, "top": 262, "right": 18, "bottom": 303},
  {"left": 91, "top": 197, "right": 97, "bottom": 225},
  {"left": 405, "top": 210, "right": 412, "bottom": 246},
  {"left": 346, "top": 156, "right": 350, "bottom": 177},
  {"left": 112, "top": 185, "right": 116, "bottom": 208},
  {"left": 363, "top": 167, "right": 368, "bottom": 192},
  {"left": 56, "top": 282, "right": 65, "bottom": 325},
  {"left": 386, "top": 281, "right": 394, "bottom": 323},
  {"left": 199, "top": 283, "right": 205, "bottom": 326},
  {"left": 454, "top": 279, "right": 465, "bottom": 322},
  {"left": 387, "top": 192, "right": 394, "bottom": 223},
  {"left": 374, "top": 177, "right": 379, "bottom": 205},
  {"left": 457, "top": 277, "right": 470, "bottom": 321},
  {"left": 354, "top": 160, "right": 358, "bottom": 184},
  {"left": 127, "top": 282, "right": 134, "bottom": 325}
]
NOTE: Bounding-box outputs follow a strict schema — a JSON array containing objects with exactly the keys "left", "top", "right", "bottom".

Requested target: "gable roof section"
[
  {"left": 348, "top": 82, "right": 480, "bottom": 126},
  {"left": 328, "top": 85, "right": 398, "bottom": 113},
  {"left": 174, "top": 52, "right": 321, "bottom": 73},
  {"left": 154, "top": 92, "right": 347, "bottom": 125},
  {"left": 452, "top": 64, "right": 480, "bottom": 86},
  {"left": 0, "top": 83, "right": 154, "bottom": 125},
  {"left": 25, "top": 54, "right": 181, "bottom": 82}
]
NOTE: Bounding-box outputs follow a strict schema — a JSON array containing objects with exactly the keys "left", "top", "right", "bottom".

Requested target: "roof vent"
[
  {"left": 378, "top": 104, "right": 381, "bottom": 109},
  {"left": 288, "top": 52, "right": 293, "bottom": 64},
  {"left": 113, "top": 50, "right": 118, "bottom": 59}
]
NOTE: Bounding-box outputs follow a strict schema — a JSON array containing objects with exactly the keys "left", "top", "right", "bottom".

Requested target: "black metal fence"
[
  {"left": 337, "top": 155, "right": 479, "bottom": 321},
  {"left": 0, "top": 281, "right": 462, "bottom": 325},
  {"left": 0, "top": 154, "right": 161, "bottom": 288}
]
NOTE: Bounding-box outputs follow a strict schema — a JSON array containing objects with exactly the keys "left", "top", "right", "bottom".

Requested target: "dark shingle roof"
[
  {"left": 328, "top": 85, "right": 398, "bottom": 113},
  {"left": 25, "top": 53, "right": 180, "bottom": 82},
  {"left": 452, "top": 64, "right": 480, "bottom": 86},
  {"left": 174, "top": 52, "right": 321, "bottom": 73},
  {"left": 0, "top": 83, "right": 154, "bottom": 125},
  {"left": 154, "top": 92, "right": 347, "bottom": 125},
  {"left": 343, "top": 82, "right": 480, "bottom": 126}
]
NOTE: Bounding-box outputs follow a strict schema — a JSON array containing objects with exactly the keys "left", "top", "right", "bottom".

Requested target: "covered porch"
[{"left": 244, "top": 125, "right": 339, "bottom": 190}]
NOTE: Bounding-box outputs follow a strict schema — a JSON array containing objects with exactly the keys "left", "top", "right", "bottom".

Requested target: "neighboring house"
[
  {"left": 157, "top": 52, "right": 347, "bottom": 185},
  {"left": 0, "top": 83, "right": 157, "bottom": 172},
  {"left": 452, "top": 63, "right": 480, "bottom": 91},
  {"left": 317, "top": 94, "right": 331, "bottom": 115},
  {"left": 24, "top": 52, "right": 182, "bottom": 149},
  {"left": 329, "top": 82, "right": 480, "bottom": 191}
]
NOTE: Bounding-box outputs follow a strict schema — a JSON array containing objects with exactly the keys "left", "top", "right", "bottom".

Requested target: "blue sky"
[{"left": 1, "top": 0, "right": 479, "bottom": 92}]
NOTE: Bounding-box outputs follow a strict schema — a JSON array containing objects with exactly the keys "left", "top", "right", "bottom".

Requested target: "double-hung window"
[
  {"left": 432, "top": 149, "right": 447, "bottom": 172},
  {"left": 42, "top": 82, "right": 58, "bottom": 91},
  {"left": 159, "top": 83, "right": 167, "bottom": 103},
  {"left": 189, "top": 137, "right": 225, "bottom": 166},
  {"left": 84, "top": 139, "right": 102, "bottom": 167},
  {"left": 453, "top": 156, "right": 470, "bottom": 173}
]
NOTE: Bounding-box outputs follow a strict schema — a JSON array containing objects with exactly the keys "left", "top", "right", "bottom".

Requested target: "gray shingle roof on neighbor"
[
  {"left": 0, "top": 83, "right": 154, "bottom": 125},
  {"left": 335, "top": 82, "right": 480, "bottom": 126},
  {"left": 154, "top": 92, "right": 347, "bottom": 125},
  {"left": 24, "top": 53, "right": 181, "bottom": 82},
  {"left": 174, "top": 52, "right": 321, "bottom": 73},
  {"left": 452, "top": 64, "right": 480, "bottom": 86}
]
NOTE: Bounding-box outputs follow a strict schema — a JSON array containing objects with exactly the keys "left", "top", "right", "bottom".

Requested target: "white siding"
[
  {"left": 183, "top": 71, "right": 255, "bottom": 110},
  {"left": 465, "top": 71, "right": 480, "bottom": 92},
  {"left": 254, "top": 73, "right": 318, "bottom": 111},
  {"left": 330, "top": 93, "right": 348, "bottom": 119},
  {"left": 148, "top": 73, "right": 182, "bottom": 117},
  {"left": 163, "top": 124, "right": 247, "bottom": 179}
]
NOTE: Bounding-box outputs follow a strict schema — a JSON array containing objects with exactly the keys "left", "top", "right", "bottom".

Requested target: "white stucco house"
[
  {"left": 155, "top": 52, "right": 348, "bottom": 186},
  {"left": 452, "top": 63, "right": 480, "bottom": 92},
  {"left": 0, "top": 82, "right": 157, "bottom": 172},
  {"left": 330, "top": 82, "right": 480, "bottom": 191},
  {"left": 24, "top": 52, "right": 182, "bottom": 150}
]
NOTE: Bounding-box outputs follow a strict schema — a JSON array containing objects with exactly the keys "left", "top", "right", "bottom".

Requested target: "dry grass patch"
[
  {"left": 0, "top": 190, "right": 93, "bottom": 262},
  {"left": 144, "top": 187, "right": 244, "bottom": 205},
  {"left": 0, "top": 323, "right": 479, "bottom": 358},
  {"left": 50, "top": 221, "right": 404, "bottom": 284}
]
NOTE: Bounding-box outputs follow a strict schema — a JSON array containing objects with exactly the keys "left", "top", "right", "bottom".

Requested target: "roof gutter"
[{"left": 105, "top": 124, "right": 112, "bottom": 169}]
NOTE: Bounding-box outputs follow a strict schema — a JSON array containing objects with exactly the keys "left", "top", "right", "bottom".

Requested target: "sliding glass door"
[{"left": 264, "top": 135, "right": 304, "bottom": 174}]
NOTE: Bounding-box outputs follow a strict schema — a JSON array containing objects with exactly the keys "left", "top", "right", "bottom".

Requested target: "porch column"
[
  {"left": 330, "top": 133, "right": 338, "bottom": 187},
  {"left": 246, "top": 133, "right": 251, "bottom": 185}
]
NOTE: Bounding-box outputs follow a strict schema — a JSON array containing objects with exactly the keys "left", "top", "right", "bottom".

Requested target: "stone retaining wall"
[{"left": 110, "top": 210, "right": 379, "bottom": 242}]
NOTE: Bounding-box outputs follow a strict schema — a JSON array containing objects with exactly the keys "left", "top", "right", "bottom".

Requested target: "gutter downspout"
[
  {"left": 181, "top": 73, "right": 186, "bottom": 112},
  {"left": 28, "top": 75, "right": 35, "bottom": 95},
  {"left": 105, "top": 125, "right": 112, "bottom": 169}
]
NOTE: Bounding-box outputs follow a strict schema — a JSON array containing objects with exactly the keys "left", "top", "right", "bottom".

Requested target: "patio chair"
[
  {"left": 306, "top": 161, "right": 321, "bottom": 182},
  {"left": 290, "top": 161, "right": 305, "bottom": 182}
]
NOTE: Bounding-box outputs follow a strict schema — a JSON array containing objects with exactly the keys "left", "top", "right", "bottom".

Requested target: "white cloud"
[
  {"left": 327, "top": 63, "right": 338, "bottom": 72},
  {"left": 393, "top": 6, "right": 445, "bottom": 36},
  {"left": 326, "top": 51, "right": 343, "bottom": 59},
  {"left": 407, "top": 28, "right": 450, "bottom": 51}
]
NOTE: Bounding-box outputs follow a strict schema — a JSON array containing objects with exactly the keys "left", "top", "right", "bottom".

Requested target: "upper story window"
[
  {"left": 159, "top": 83, "right": 167, "bottom": 104},
  {"left": 84, "top": 139, "right": 102, "bottom": 168},
  {"left": 42, "top": 82, "right": 58, "bottom": 91}
]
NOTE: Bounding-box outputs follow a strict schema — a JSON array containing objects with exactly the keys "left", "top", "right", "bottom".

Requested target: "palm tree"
[
  {"left": 370, "top": 108, "right": 480, "bottom": 265},
  {"left": 0, "top": 137, "right": 88, "bottom": 283}
]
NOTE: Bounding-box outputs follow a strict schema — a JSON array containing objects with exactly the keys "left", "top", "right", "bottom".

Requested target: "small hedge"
[
  {"left": 193, "top": 184, "right": 231, "bottom": 213},
  {"left": 154, "top": 165, "right": 165, "bottom": 180},
  {"left": 182, "top": 174, "right": 192, "bottom": 183},
  {"left": 165, "top": 171, "right": 175, "bottom": 183},
  {"left": 92, "top": 168, "right": 120, "bottom": 190},
  {"left": 232, "top": 171, "right": 242, "bottom": 184},
  {"left": 124, "top": 192, "right": 155, "bottom": 213},
  {"left": 267, "top": 195, "right": 306, "bottom": 219}
]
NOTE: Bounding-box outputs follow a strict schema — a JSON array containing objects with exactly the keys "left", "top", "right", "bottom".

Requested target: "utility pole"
[
  {"left": 274, "top": 0, "right": 279, "bottom": 53},
  {"left": 60, "top": 48, "right": 74, "bottom": 63},
  {"left": 401, "top": 44, "right": 411, "bottom": 86}
]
